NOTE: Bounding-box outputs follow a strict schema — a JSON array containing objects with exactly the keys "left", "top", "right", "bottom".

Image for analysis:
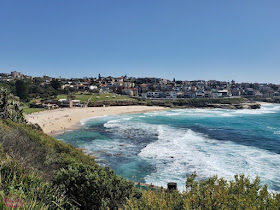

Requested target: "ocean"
[{"left": 57, "top": 104, "right": 280, "bottom": 191}]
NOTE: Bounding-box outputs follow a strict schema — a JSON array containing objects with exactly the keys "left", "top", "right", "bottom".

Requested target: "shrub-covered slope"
[
  {"left": 0, "top": 149, "right": 72, "bottom": 209},
  {"left": 0, "top": 120, "right": 134, "bottom": 209}
]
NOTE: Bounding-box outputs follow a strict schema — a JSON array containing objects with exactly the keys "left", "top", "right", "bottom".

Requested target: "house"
[
  {"left": 211, "top": 92, "right": 223, "bottom": 98},
  {"left": 72, "top": 100, "right": 81, "bottom": 107},
  {"left": 176, "top": 92, "right": 184, "bottom": 98},
  {"left": 184, "top": 92, "right": 196, "bottom": 98},
  {"left": 245, "top": 88, "right": 255, "bottom": 96},
  {"left": 146, "top": 92, "right": 160, "bottom": 98},
  {"left": 122, "top": 88, "right": 134, "bottom": 96},
  {"left": 100, "top": 86, "right": 110, "bottom": 93},
  {"left": 89, "top": 85, "right": 98, "bottom": 90},
  {"left": 190, "top": 86, "right": 197, "bottom": 92},
  {"left": 196, "top": 91, "right": 204, "bottom": 98},
  {"left": 140, "top": 93, "right": 147, "bottom": 98},
  {"left": 166, "top": 92, "right": 177, "bottom": 99},
  {"left": 123, "top": 82, "right": 134, "bottom": 88},
  {"left": 173, "top": 87, "right": 180, "bottom": 92},
  {"left": 159, "top": 92, "right": 167, "bottom": 98},
  {"left": 183, "top": 86, "right": 191, "bottom": 91},
  {"left": 231, "top": 89, "right": 241, "bottom": 96},
  {"left": 11, "top": 71, "right": 21, "bottom": 78},
  {"left": 58, "top": 99, "right": 73, "bottom": 108},
  {"left": 204, "top": 92, "right": 211, "bottom": 98},
  {"left": 218, "top": 90, "right": 231, "bottom": 97},
  {"left": 139, "top": 84, "right": 149, "bottom": 93},
  {"left": 42, "top": 100, "right": 60, "bottom": 109}
]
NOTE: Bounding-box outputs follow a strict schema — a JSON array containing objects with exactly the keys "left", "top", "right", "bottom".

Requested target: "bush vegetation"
[
  {"left": 0, "top": 88, "right": 25, "bottom": 123},
  {"left": 0, "top": 120, "right": 134, "bottom": 209},
  {"left": 125, "top": 173, "right": 280, "bottom": 209},
  {"left": 0, "top": 147, "right": 72, "bottom": 209}
]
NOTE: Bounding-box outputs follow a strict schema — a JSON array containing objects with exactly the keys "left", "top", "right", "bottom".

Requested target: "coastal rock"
[
  {"left": 208, "top": 103, "right": 261, "bottom": 109},
  {"left": 88, "top": 100, "right": 140, "bottom": 107},
  {"left": 250, "top": 103, "right": 261, "bottom": 109},
  {"left": 87, "top": 98, "right": 261, "bottom": 110}
]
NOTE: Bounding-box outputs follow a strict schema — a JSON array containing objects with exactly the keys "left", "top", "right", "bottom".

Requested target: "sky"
[{"left": 0, "top": 0, "right": 279, "bottom": 83}]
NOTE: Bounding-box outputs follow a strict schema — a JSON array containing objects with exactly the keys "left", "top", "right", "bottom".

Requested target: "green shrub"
[
  {"left": 0, "top": 120, "right": 135, "bottom": 209},
  {"left": 124, "top": 173, "right": 280, "bottom": 210},
  {"left": 53, "top": 162, "right": 134, "bottom": 210},
  {"left": 0, "top": 148, "right": 72, "bottom": 209}
]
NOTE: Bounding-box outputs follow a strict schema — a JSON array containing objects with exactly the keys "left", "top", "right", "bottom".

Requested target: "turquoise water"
[{"left": 57, "top": 104, "right": 280, "bottom": 191}]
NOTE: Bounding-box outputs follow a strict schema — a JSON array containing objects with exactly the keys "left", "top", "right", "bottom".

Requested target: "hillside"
[
  {"left": 1, "top": 120, "right": 280, "bottom": 209},
  {"left": 0, "top": 120, "right": 134, "bottom": 209}
]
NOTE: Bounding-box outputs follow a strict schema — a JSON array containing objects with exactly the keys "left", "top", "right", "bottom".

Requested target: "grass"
[
  {"left": 23, "top": 93, "right": 135, "bottom": 114},
  {"left": 56, "top": 92, "right": 135, "bottom": 103},
  {"left": 22, "top": 107, "right": 46, "bottom": 115}
]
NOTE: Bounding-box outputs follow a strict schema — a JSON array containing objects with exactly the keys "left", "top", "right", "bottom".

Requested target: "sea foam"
[
  {"left": 139, "top": 124, "right": 280, "bottom": 191},
  {"left": 60, "top": 104, "right": 280, "bottom": 192}
]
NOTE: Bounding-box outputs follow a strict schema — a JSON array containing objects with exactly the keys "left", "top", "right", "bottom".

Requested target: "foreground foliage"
[
  {"left": 125, "top": 173, "right": 280, "bottom": 210},
  {"left": 54, "top": 162, "right": 133, "bottom": 209},
  {"left": 0, "top": 88, "right": 25, "bottom": 123},
  {"left": 0, "top": 148, "right": 71, "bottom": 209},
  {"left": 0, "top": 120, "right": 134, "bottom": 209}
]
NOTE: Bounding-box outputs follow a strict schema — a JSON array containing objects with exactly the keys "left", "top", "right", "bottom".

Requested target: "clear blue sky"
[{"left": 0, "top": 0, "right": 279, "bottom": 83}]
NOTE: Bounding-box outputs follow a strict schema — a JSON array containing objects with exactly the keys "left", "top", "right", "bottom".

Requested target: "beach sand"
[{"left": 26, "top": 106, "right": 169, "bottom": 135}]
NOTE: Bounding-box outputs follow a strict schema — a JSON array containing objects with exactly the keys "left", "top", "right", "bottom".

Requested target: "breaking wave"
[
  {"left": 139, "top": 125, "right": 280, "bottom": 191},
  {"left": 58, "top": 103, "right": 280, "bottom": 192}
]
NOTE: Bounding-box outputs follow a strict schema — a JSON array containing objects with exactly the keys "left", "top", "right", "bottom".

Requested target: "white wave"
[
  {"left": 139, "top": 125, "right": 280, "bottom": 191},
  {"left": 152, "top": 104, "right": 280, "bottom": 119},
  {"left": 234, "top": 109, "right": 275, "bottom": 115},
  {"left": 103, "top": 117, "right": 132, "bottom": 128},
  {"left": 231, "top": 104, "right": 280, "bottom": 115},
  {"left": 208, "top": 128, "right": 223, "bottom": 131},
  {"left": 166, "top": 113, "right": 181, "bottom": 116},
  {"left": 80, "top": 115, "right": 109, "bottom": 125},
  {"left": 262, "top": 104, "right": 280, "bottom": 110},
  {"left": 220, "top": 113, "right": 234, "bottom": 117},
  {"left": 104, "top": 117, "right": 160, "bottom": 140},
  {"left": 80, "top": 105, "right": 280, "bottom": 127}
]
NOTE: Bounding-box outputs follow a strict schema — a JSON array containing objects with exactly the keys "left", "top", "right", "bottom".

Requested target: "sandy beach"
[{"left": 26, "top": 106, "right": 169, "bottom": 135}]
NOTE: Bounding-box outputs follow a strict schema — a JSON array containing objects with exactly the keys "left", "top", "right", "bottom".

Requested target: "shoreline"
[
  {"left": 25, "top": 102, "right": 274, "bottom": 136},
  {"left": 26, "top": 106, "right": 170, "bottom": 136}
]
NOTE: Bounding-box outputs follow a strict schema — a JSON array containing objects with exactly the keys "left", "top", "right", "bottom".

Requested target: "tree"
[
  {"left": 0, "top": 88, "right": 25, "bottom": 123},
  {"left": 15, "top": 80, "right": 29, "bottom": 101},
  {"left": 50, "top": 79, "right": 62, "bottom": 90}
]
